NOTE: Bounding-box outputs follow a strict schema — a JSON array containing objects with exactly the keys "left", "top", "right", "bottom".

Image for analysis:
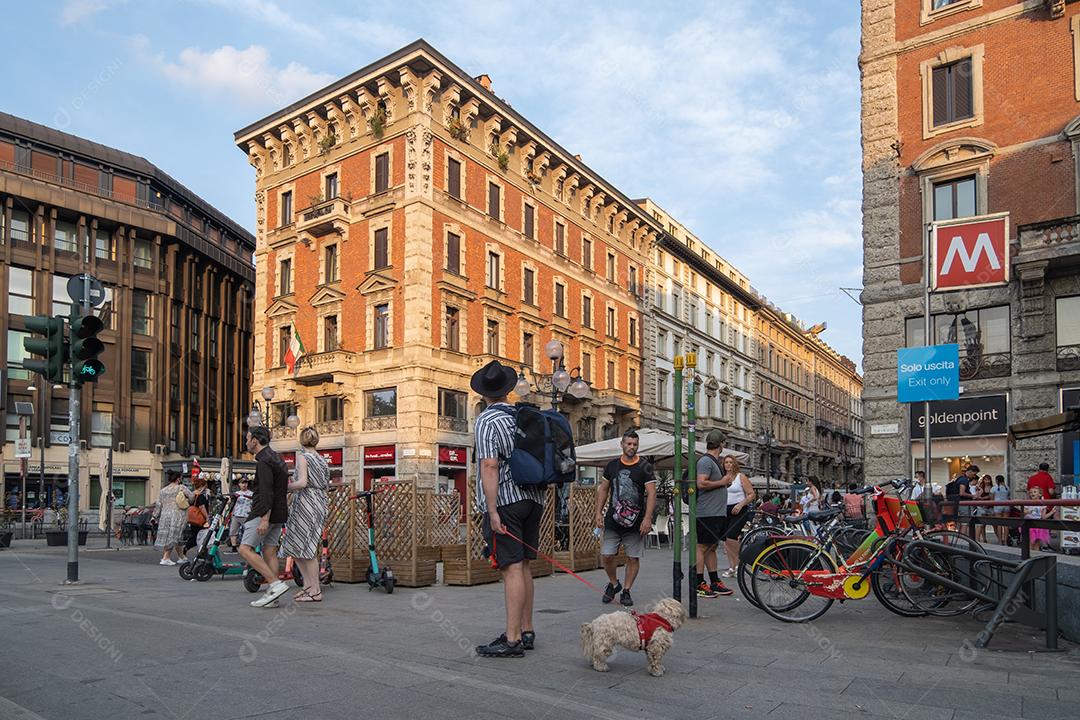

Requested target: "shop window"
[{"left": 365, "top": 388, "right": 396, "bottom": 417}]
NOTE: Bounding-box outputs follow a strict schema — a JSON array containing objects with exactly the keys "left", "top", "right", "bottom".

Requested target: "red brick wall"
[{"left": 894, "top": 0, "right": 1019, "bottom": 42}]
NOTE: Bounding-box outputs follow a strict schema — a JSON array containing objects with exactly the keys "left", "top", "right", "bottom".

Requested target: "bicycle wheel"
[
  {"left": 900, "top": 530, "right": 989, "bottom": 616},
  {"left": 750, "top": 540, "right": 836, "bottom": 623},
  {"left": 736, "top": 561, "right": 762, "bottom": 608},
  {"left": 870, "top": 551, "right": 930, "bottom": 617}
]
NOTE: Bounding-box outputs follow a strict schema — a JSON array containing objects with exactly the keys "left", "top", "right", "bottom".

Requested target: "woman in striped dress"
[
  {"left": 280, "top": 426, "right": 330, "bottom": 602},
  {"left": 153, "top": 472, "right": 192, "bottom": 566}
]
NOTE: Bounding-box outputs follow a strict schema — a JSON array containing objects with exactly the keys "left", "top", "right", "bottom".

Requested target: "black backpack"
[
  {"left": 680, "top": 453, "right": 722, "bottom": 504},
  {"left": 494, "top": 404, "right": 576, "bottom": 487}
]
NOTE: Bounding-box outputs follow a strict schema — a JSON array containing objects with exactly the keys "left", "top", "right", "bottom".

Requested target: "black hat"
[{"left": 470, "top": 359, "right": 518, "bottom": 398}]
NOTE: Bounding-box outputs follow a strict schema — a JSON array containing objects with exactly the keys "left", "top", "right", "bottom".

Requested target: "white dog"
[{"left": 580, "top": 597, "right": 687, "bottom": 676}]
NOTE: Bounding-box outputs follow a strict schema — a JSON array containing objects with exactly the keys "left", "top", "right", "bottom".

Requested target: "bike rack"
[{"left": 897, "top": 539, "right": 1058, "bottom": 650}]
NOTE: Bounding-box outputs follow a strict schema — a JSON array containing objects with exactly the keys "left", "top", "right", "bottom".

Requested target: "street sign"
[
  {"left": 15, "top": 438, "right": 31, "bottom": 458},
  {"left": 51, "top": 431, "right": 72, "bottom": 444},
  {"left": 66, "top": 274, "right": 106, "bottom": 307},
  {"left": 897, "top": 344, "right": 960, "bottom": 403},
  {"left": 931, "top": 213, "right": 1009, "bottom": 291}
]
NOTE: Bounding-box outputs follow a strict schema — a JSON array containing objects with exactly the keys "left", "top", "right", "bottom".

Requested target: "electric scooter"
[
  {"left": 242, "top": 526, "right": 335, "bottom": 592},
  {"left": 190, "top": 496, "right": 248, "bottom": 582},
  {"left": 352, "top": 490, "right": 394, "bottom": 593},
  {"left": 179, "top": 494, "right": 233, "bottom": 581}
]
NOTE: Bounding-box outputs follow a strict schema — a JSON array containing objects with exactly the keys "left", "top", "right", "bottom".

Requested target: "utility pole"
[
  {"left": 685, "top": 352, "right": 698, "bottom": 619},
  {"left": 672, "top": 356, "right": 683, "bottom": 602}
]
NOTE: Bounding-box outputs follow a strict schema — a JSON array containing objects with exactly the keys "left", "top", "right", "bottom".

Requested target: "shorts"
[
  {"left": 601, "top": 526, "right": 644, "bottom": 559},
  {"left": 723, "top": 505, "right": 751, "bottom": 540},
  {"left": 229, "top": 515, "right": 248, "bottom": 540},
  {"left": 483, "top": 499, "right": 542, "bottom": 569},
  {"left": 696, "top": 515, "right": 728, "bottom": 546},
  {"left": 241, "top": 517, "right": 284, "bottom": 548}
]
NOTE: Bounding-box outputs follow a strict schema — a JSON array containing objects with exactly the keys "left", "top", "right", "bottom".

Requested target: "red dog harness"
[{"left": 632, "top": 611, "right": 674, "bottom": 649}]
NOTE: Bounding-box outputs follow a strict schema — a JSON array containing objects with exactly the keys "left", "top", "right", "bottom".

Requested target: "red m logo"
[{"left": 932, "top": 214, "right": 1009, "bottom": 290}]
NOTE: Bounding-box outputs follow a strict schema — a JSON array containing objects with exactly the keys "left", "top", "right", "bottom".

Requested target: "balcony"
[
  {"left": 438, "top": 416, "right": 469, "bottom": 433},
  {"left": 316, "top": 420, "right": 344, "bottom": 436},
  {"left": 296, "top": 197, "right": 350, "bottom": 237},
  {"left": 593, "top": 388, "right": 639, "bottom": 415},
  {"left": 1017, "top": 214, "right": 1080, "bottom": 266},
  {"left": 271, "top": 425, "right": 296, "bottom": 440},
  {"left": 363, "top": 416, "right": 397, "bottom": 431},
  {"left": 1058, "top": 345, "right": 1080, "bottom": 372},
  {"left": 289, "top": 350, "right": 360, "bottom": 385},
  {"left": 958, "top": 351, "right": 1011, "bottom": 382}
]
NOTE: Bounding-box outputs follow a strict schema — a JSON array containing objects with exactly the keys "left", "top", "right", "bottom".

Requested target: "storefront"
[
  {"left": 437, "top": 445, "right": 469, "bottom": 504},
  {"left": 910, "top": 394, "right": 1009, "bottom": 485},
  {"left": 3, "top": 460, "right": 68, "bottom": 509},
  {"left": 281, "top": 448, "right": 345, "bottom": 484},
  {"left": 363, "top": 445, "right": 396, "bottom": 490},
  {"left": 90, "top": 466, "right": 150, "bottom": 509},
  {"left": 1061, "top": 388, "right": 1079, "bottom": 486}
]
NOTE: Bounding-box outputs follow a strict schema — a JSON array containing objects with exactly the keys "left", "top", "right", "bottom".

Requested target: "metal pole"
[
  {"left": 672, "top": 357, "right": 683, "bottom": 602},
  {"left": 923, "top": 224, "right": 933, "bottom": 498},
  {"left": 66, "top": 278, "right": 90, "bottom": 582},
  {"left": 38, "top": 385, "right": 45, "bottom": 519},
  {"left": 19, "top": 417, "right": 28, "bottom": 537},
  {"left": 686, "top": 360, "right": 698, "bottom": 619},
  {"left": 105, "top": 448, "right": 113, "bottom": 550}
]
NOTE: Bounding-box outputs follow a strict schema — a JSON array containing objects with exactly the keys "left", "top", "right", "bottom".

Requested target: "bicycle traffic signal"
[
  {"left": 70, "top": 312, "right": 105, "bottom": 383},
  {"left": 22, "top": 315, "right": 65, "bottom": 383}
]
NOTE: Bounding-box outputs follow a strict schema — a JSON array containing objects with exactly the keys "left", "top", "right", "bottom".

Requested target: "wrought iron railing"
[
  {"left": 1058, "top": 345, "right": 1080, "bottom": 372},
  {"left": 958, "top": 351, "right": 1011, "bottom": 381},
  {"left": 362, "top": 416, "right": 396, "bottom": 431}
]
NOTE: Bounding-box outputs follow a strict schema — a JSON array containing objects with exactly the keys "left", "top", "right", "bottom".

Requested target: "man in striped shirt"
[{"left": 472, "top": 360, "right": 544, "bottom": 658}]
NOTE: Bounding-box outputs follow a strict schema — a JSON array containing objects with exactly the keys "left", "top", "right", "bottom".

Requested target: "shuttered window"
[
  {"left": 446, "top": 232, "right": 461, "bottom": 274},
  {"left": 374, "top": 228, "right": 389, "bottom": 269},
  {"left": 448, "top": 157, "right": 461, "bottom": 198},
  {"left": 931, "top": 59, "right": 973, "bottom": 127},
  {"left": 375, "top": 153, "right": 390, "bottom": 193},
  {"left": 488, "top": 182, "right": 501, "bottom": 220},
  {"left": 524, "top": 204, "right": 535, "bottom": 239}
]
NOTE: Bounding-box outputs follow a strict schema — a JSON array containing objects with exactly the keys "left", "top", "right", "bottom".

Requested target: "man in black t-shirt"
[{"left": 594, "top": 430, "right": 656, "bottom": 607}]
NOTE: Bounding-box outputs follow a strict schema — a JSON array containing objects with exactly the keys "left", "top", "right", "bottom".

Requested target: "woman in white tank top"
[{"left": 719, "top": 455, "right": 756, "bottom": 577}]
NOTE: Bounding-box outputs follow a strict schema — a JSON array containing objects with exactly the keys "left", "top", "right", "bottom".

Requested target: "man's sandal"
[{"left": 295, "top": 590, "right": 322, "bottom": 603}]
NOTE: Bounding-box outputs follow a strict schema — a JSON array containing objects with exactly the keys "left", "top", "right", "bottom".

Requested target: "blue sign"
[{"left": 897, "top": 344, "right": 960, "bottom": 403}]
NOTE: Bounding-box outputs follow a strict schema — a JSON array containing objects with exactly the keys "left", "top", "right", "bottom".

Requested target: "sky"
[{"left": 6, "top": 0, "right": 864, "bottom": 367}]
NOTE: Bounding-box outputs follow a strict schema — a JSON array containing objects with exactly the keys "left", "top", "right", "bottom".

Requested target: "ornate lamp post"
[
  {"left": 513, "top": 340, "right": 592, "bottom": 407},
  {"left": 246, "top": 385, "right": 276, "bottom": 428}
]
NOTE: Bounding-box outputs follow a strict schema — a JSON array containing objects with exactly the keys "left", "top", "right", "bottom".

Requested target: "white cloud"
[
  {"left": 201, "top": 0, "right": 323, "bottom": 42},
  {"left": 154, "top": 45, "right": 335, "bottom": 109},
  {"left": 60, "top": 0, "right": 125, "bottom": 25}
]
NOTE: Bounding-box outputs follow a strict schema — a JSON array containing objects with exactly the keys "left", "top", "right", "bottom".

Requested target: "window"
[
  {"left": 1059, "top": 297, "right": 1080, "bottom": 349},
  {"left": 657, "top": 372, "right": 669, "bottom": 408},
  {"left": 91, "top": 403, "right": 113, "bottom": 448},
  {"left": 131, "top": 349, "right": 150, "bottom": 393},
  {"left": 280, "top": 191, "right": 293, "bottom": 227},
  {"left": 555, "top": 282, "right": 566, "bottom": 317},
  {"left": 373, "top": 303, "right": 389, "bottom": 349},
  {"left": 629, "top": 265, "right": 638, "bottom": 295},
  {"left": 486, "top": 251, "right": 501, "bottom": 290},
  {"left": 581, "top": 235, "right": 591, "bottom": 269},
  {"left": 9, "top": 267, "right": 33, "bottom": 315},
  {"left": 523, "top": 267, "right": 535, "bottom": 305},
  {"left": 325, "top": 173, "right": 338, "bottom": 200},
  {"left": 486, "top": 319, "right": 499, "bottom": 355},
  {"left": 906, "top": 305, "right": 1010, "bottom": 359},
  {"left": 488, "top": 182, "right": 501, "bottom": 220},
  {"left": 629, "top": 367, "right": 638, "bottom": 395},
  {"left": 629, "top": 316, "right": 637, "bottom": 346},
  {"left": 52, "top": 276, "right": 71, "bottom": 317},
  {"left": 325, "top": 243, "right": 339, "bottom": 283},
  {"left": 134, "top": 238, "right": 154, "bottom": 269},
  {"left": 933, "top": 59, "right": 973, "bottom": 128},
  {"left": 279, "top": 326, "right": 291, "bottom": 365},
  {"left": 279, "top": 258, "right": 292, "bottom": 295},
  {"left": 7, "top": 329, "right": 30, "bottom": 380},
  {"left": 94, "top": 229, "right": 115, "bottom": 261},
  {"left": 524, "top": 204, "right": 535, "bottom": 240},
  {"left": 607, "top": 360, "right": 615, "bottom": 388},
  {"left": 932, "top": 175, "right": 976, "bottom": 221},
  {"left": 324, "top": 315, "right": 338, "bottom": 352},
  {"left": 54, "top": 221, "right": 77, "bottom": 254},
  {"left": 438, "top": 388, "right": 467, "bottom": 419},
  {"left": 375, "top": 153, "right": 390, "bottom": 193},
  {"left": 556, "top": 223, "right": 566, "bottom": 256},
  {"left": 365, "top": 388, "right": 396, "bottom": 417},
  {"left": 446, "top": 232, "right": 461, "bottom": 274},
  {"left": 445, "top": 306, "right": 460, "bottom": 351},
  {"left": 582, "top": 352, "right": 591, "bottom": 382},
  {"left": 10, "top": 209, "right": 30, "bottom": 243},
  {"left": 658, "top": 328, "right": 669, "bottom": 357},
  {"left": 523, "top": 332, "right": 534, "bottom": 368},
  {"left": 317, "top": 395, "right": 345, "bottom": 423},
  {"left": 14, "top": 144, "right": 30, "bottom": 172},
  {"left": 374, "top": 228, "right": 389, "bottom": 269},
  {"left": 99, "top": 170, "right": 112, "bottom": 196},
  {"left": 607, "top": 307, "right": 616, "bottom": 337},
  {"left": 447, "top": 157, "right": 462, "bottom": 199},
  {"left": 582, "top": 295, "right": 592, "bottom": 328},
  {"left": 607, "top": 252, "right": 616, "bottom": 282},
  {"left": 132, "top": 291, "right": 152, "bottom": 335},
  {"left": 282, "top": 143, "right": 293, "bottom": 167}
]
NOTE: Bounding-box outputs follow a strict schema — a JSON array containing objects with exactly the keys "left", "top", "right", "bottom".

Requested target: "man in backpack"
[
  {"left": 594, "top": 429, "right": 656, "bottom": 607},
  {"left": 695, "top": 430, "right": 735, "bottom": 597},
  {"left": 472, "top": 360, "right": 546, "bottom": 659}
]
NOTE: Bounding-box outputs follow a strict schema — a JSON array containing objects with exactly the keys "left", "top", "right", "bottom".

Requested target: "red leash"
[{"left": 499, "top": 528, "right": 608, "bottom": 597}]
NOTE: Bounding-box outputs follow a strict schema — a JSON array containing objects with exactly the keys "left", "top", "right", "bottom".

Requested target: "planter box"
[{"left": 45, "top": 530, "right": 88, "bottom": 546}]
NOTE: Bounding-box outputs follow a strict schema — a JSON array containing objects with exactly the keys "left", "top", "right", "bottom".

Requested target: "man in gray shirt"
[{"left": 695, "top": 430, "right": 734, "bottom": 597}]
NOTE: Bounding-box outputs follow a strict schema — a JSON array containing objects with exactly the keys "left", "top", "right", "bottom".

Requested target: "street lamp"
[
  {"left": 247, "top": 386, "right": 277, "bottom": 429},
  {"left": 515, "top": 340, "right": 593, "bottom": 408},
  {"left": 757, "top": 427, "right": 775, "bottom": 496}
]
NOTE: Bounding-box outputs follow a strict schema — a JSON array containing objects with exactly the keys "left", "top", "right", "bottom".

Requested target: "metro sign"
[{"left": 931, "top": 213, "right": 1009, "bottom": 291}]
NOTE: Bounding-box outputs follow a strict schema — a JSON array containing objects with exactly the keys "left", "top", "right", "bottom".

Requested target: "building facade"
[
  {"left": 637, "top": 199, "right": 761, "bottom": 460},
  {"left": 235, "top": 41, "right": 658, "bottom": 493},
  {"left": 0, "top": 112, "right": 255, "bottom": 510},
  {"left": 860, "top": 0, "right": 1080, "bottom": 487}
]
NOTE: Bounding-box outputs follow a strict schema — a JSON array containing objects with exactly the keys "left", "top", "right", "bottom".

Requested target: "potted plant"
[
  {"left": 308, "top": 192, "right": 325, "bottom": 208},
  {"left": 318, "top": 134, "right": 336, "bottom": 154},
  {"left": 368, "top": 107, "right": 387, "bottom": 139},
  {"left": 447, "top": 117, "right": 469, "bottom": 142},
  {"left": 44, "top": 506, "right": 88, "bottom": 546},
  {"left": 0, "top": 510, "right": 14, "bottom": 549}
]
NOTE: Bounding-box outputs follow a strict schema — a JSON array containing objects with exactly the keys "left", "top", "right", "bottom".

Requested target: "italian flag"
[{"left": 284, "top": 328, "right": 305, "bottom": 375}]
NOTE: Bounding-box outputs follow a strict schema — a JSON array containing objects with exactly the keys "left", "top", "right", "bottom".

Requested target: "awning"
[
  {"left": 1008, "top": 410, "right": 1080, "bottom": 443},
  {"left": 575, "top": 428, "right": 750, "bottom": 469}
]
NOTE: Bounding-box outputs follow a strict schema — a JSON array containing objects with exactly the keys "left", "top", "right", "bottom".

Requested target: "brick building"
[
  {"left": 861, "top": 0, "right": 1080, "bottom": 486},
  {"left": 234, "top": 41, "right": 657, "bottom": 492},
  {"left": 0, "top": 111, "right": 255, "bottom": 510}
]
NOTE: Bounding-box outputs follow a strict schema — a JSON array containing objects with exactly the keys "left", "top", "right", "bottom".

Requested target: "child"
[
  {"left": 228, "top": 478, "right": 254, "bottom": 551},
  {"left": 1026, "top": 486, "right": 1054, "bottom": 553},
  {"left": 990, "top": 475, "right": 1010, "bottom": 545}
]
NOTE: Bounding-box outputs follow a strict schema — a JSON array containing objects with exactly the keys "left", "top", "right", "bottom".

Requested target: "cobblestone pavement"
[{"left": 0, "top": 542, "right": 1077, "bottom": 720}]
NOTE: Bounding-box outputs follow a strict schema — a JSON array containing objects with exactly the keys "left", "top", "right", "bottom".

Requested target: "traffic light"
[
  {"left": 22, "top": 315, "right": 65, "bottom": 383},
  {"left": 70, "top": 312, "right": 105, "bottom": 383}
]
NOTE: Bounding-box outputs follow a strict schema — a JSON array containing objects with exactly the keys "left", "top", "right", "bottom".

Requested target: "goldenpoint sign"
[{"left": 932, "top": 212, "right": 1009, "bottom": 290}]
